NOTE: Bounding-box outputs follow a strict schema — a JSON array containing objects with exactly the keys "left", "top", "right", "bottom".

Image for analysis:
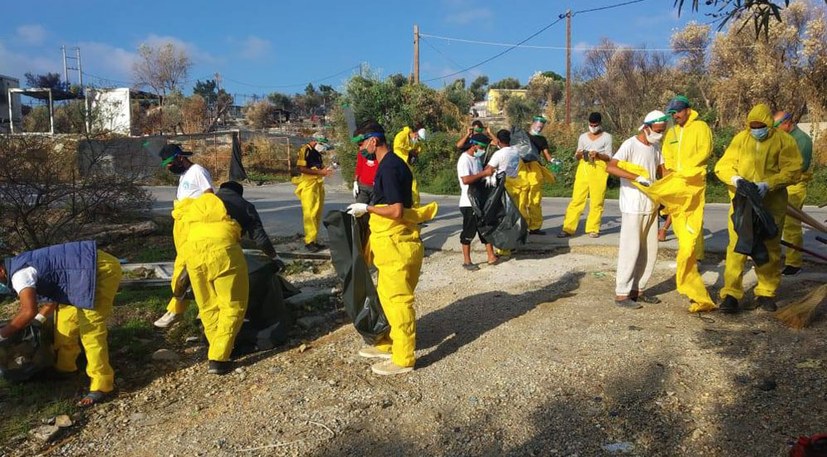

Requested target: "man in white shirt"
[
  {"left": 559, "top": 112, "right": 613, "bottom": 238},
  {"left": 155, "top": 143, "right": 215, "bottom": 328},
  {"left": 457, "top": 134, "right": 497, "bottom": 270},
  {"left": 606, "top": 110, "right": 669, "bottom": 309},
  {"left": 485, "top": 129, "right": 521, "bottom": 180}
]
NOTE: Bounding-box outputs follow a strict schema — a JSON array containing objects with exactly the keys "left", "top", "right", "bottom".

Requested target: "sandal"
[
  {"left": 77, "top": 391, "right": 109, "bottom": 408},
  {"left": 462, "top": 263, "right": 480, "bottom": 271},
  {"left": 487, "top": 257, "right": 501, "bottom": 266}
]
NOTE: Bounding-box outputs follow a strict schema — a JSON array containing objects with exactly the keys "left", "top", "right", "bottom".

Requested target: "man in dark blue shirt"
[{"left": 346, "top": 120, "right": 437, "bottom": 376}]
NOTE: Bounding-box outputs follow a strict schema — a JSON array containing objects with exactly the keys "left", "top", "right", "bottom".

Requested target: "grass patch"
[
  {"left": 282, "top": 260, "right": 321, "bottom": 275},
  {"left": 0, "top": 378, "right": 80, "bottom": 443}
]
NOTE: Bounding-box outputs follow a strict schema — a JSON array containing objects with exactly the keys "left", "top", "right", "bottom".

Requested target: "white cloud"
[
  {"left": 76, "top": 41, "right": 138, "bottom": 86},
  {"left": 139, "top": 34, "right": 222, "bottom": 66},
  {"left": 0, "top": 41, "right": 61, "bottom": 80},
  {"left": 444, "top": 8, "right": 494, "bottom": 25},
  {"left": 15, "top": 24, "right": 47, "bottom": 45},
  {"left": 239, "top": 36, "right": 271, "bottom": 60}
]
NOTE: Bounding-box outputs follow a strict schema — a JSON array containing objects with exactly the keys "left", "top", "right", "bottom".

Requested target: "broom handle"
[
  {"left": 780, "top": 240, "right": 827, "bottom": 262},
  {"left": 786, "top": 204, "right": 827, "bottom": 233}
]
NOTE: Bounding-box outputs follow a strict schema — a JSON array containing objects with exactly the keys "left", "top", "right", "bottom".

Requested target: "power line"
[
  {"left": 420, "top": 36, "right": 466, "bottom": 71},
  {"left": 571, "top": 0, "right": 649, "bottom": 16},
  {"left": 419, "top": 34, "right": 724, "bottom": 52},
  {"left": 222, "top": 65, "right": 360, "bottom": 90},
  {"left": 421, "top": 16, "right": 566, "bottom": 83}
]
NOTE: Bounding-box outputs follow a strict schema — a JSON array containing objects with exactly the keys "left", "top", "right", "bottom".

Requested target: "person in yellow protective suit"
[
  {"left": 775, "top": 110, "right": 814, "bottom": 276},
  {"left": 292, "top": 133, "right": 334, "bottom": 252},
  {"left": 0, "top": 241, "right": 122, "bottom": 407},
  {"left": 521, "top": 115, "right": 556, "bottom": 234},
  {"left": 393, "top": 125, "right": 426, "bottom": 207},
  {"left": 173, "top": 193, "right": 249, "bottom": 374},
  {"left": 714, "top": 103, "right": 801, "bottom": 314},
  {"left": 154, "top": 143, "right": 215, "bottom": 329},
  {"left": 560, "top": 112, "right": 612, "bottom": 238},
  {"left": 346, "top": 120, "right": 438, "bottom": 376},
  {"left": 661, "top": 95, "right": 716, "bottom": 312}
]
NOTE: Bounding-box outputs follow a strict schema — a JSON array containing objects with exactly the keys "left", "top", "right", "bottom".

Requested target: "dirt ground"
[{"left": 4, "top": 245, "right": 827, "bottom": 456}]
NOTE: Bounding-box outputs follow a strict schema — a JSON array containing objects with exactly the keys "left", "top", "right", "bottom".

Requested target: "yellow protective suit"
[
  {"left": 292, "top": 174, "right": 325, "bottom": 245},
  {"left": 783, "top": 178, "right": 809, "bottom": 268},
  {"left": 54, "top": 250, "right": 122, "bottom": 393},
  {"left": 393, "top": 127, "right": 422, "bottom": 207},
  {"left": 562, "top": 159, "right": 608, "bottom": 235},
  {"left": 166, "top": 199, "right": 191, "bottom": 315},
  {"left": 174, "top": 194, "right": 249, "bottom": 362},
  {"left": 515, "top": 161, "right": 555, "bottom": 231},
  {"left": 714, "top": 104, "right": 802, "bottom": 300},
  {"left": 370, "top": 201, "right": 438, "bottom": 368},
  {"left": 660, "top": 109, "right": 715, "bottom": 311}
]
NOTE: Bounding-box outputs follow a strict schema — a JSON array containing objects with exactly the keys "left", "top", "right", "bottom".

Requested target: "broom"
[{"left": 775, "top": 283, "right": 827, "bottom": 329}]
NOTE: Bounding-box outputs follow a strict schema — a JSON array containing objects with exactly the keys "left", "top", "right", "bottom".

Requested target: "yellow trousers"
[
  {"left": 371, "top": 232, "right": 423, "bottom": 368},
  {"left": 294, "top": 176, "right": 325, "bottom": 244},
  {"left": 671, "top": 194, "right": 714, "bottom": 311},
  {"left": 782, "top": 181, "right": 807, "bottom": 268},
  {"left": 720, "top": 190, "right": 786, "bottom": 300},
  {"left": 167, "top": 208, "right": 191, "bottom": 315},
  {"left": 516, "top": 161, "right": 552, "bottom": 231},
  {"left": 54, "top": 250, "right": 122, "bottom": 393},
  {"left": 562, "top": 160, "right": 608, "bottom": 235},
  {"left": 186, "top": 240, "right": 249, "bottom": 362}
]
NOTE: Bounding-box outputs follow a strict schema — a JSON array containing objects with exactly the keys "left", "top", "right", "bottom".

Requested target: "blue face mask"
[
  {"left": 751, "top": 127, "right": 769, "bottom": 141},
  {"left": 474, "top": 149, "right": 486, "bottom": 159}
]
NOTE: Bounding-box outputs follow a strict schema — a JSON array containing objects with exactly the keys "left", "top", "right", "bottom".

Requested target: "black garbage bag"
[
  {"left": 0, "top": 318, "right": 55, "bottom": 382},
  {"left": 232, "top": 250, "right": 299, "bottom": 355},
  {"left": 323, "top": 210, "right": 389, "bottom": 344},
  {"left": 468, "top": 172, "right": 528, "bottom": 250},
  {"left": 732, "top": 180, "right": 780, "bottom": 266}
]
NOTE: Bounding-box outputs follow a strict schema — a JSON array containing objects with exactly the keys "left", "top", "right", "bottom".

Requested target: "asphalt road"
[{"left": 148, "top": 178, "right": 827, "bottom": 258}]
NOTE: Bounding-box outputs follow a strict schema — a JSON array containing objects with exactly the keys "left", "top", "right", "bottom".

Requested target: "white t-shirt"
[
  {"left": 486, "top": 145, "right": 521, "bottom": 178},
  {"left": 613, "top": 136, "right": 663, "bottom": 214},
  {"left": 10, "top": 266, "right": 38, "bottom": 293},
  {"left": 577, "top": 132, "right": 613, "bottom": 159},
  {"left": 457, "top": 153, "right": 482, "bottom": 208},
  {"left": 177, "top": 164, "right": 214, "bottom": 200}
]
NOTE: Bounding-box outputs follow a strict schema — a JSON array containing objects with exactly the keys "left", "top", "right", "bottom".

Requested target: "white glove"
[
  {"left": 731, "top": 175, "right": 743, "bottom": 186},
  {"left": 634, "top": 176, "right": 651, "bottom": 187},
  {"left": 756, "top": 182, "right": 769, "bottom": 197},
  {"left": 346, "top": 203, "right": 368, "bottom": 217},
  {"left": 352, "top": 180, "right": 359, "bottom": 199}
]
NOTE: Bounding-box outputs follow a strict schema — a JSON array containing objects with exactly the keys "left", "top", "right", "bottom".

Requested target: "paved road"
[{"left": 149, "top": 179, "right": 827, "bottom": 257}]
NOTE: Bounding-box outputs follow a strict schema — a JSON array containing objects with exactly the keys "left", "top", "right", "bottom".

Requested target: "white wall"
[{"left": 89, "top": 88, "right": 131, "bottom": 135}]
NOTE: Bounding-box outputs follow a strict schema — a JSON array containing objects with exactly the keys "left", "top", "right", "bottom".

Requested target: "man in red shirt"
[{"left": 353, "top": 150, "right": 378, "bottom": 204}]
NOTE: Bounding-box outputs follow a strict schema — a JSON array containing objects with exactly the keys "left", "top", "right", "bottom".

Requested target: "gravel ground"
[{"left": 7, "top": 246, "right": 827, "bottom": 457}]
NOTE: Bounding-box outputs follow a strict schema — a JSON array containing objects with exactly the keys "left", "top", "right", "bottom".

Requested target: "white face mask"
[
  {"left": 314, "top": 143, "right": 328, "bottom": 153},
  {"left": 645, "top": 128, "right": 663, "bottom": 144},
  {"left": 588, "top": 125, "right": 601, "bottom": 134}
]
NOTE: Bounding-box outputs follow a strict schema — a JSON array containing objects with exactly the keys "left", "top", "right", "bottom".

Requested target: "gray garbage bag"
[
  {"left": 0, "top": 318, "right": 55, "bottom": 382},
  {"left": 323, "top": 210, "right": 390, "bottom": 344}
]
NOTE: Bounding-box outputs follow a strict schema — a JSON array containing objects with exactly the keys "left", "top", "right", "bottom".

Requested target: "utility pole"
[
  {"left": 413, "top": 24, "right": 420, "bottom": 84},
  {"left": 565, "top": 10, "right": 572, "bottom": 126}
]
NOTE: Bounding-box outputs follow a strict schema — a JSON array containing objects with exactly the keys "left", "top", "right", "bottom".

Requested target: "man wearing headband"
[
  {"left": 456, "top": 134, "right": 498, "bottom": 270},
  {"left": 456, "top": 120, "right": 493, "bottom": 149},
  {"left": 520, "top": 115, "right": 554, "bottom": 235},
  {"left": 714, "top": 104, "right": 800, "bottom": 314},
  {"left": 292, "top": 132, "right": 334, "bottom": 253},
  {"left": 393, "top": 124, "right": 427, "bottom": 207},
  {"left": 775, "top": 110, "right": 813, "bottom": 276},
  {"left": 662, "top": 95, "right": 716, "bottom": 312},
  {"left": 606, "top": 110, "right": 669, "bottom": 309},
  {"left": 559, "top": 112, "right": 612, "bottom": 239},
  {"left": 346, "top": 120, "right": 438, "bottom": 376},
  {"left": 154, "top": 143, "right": 215, "bottom": 329}
]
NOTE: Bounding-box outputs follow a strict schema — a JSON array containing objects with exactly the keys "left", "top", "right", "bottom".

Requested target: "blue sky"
[{"left": 1, "top": 0, "right": 705, "bottom": 102}]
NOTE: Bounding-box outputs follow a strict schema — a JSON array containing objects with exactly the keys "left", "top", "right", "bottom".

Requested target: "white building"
[{"left": 1, "top": 75, "right": 22, "bottom": 132}]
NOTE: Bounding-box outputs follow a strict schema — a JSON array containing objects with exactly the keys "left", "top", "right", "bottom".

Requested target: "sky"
[{"left": 1, "top": 0, "right": 709, "bottom": 104}]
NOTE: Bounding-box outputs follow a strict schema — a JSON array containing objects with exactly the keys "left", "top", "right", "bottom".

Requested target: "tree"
[
  {"left": 443, "top": 80, "right": 474, "bottom": 116},
  {"left": 490, "top": 77, "right": 522, "bottom": 90},
  {"left": 192, "top": 79, "right": 234, "bottom": 132},
  {"left": 670, "top": 22, "right": 714, "bottom": 112},
  {"left": 133, "top": 42, "right": 192, "bottom": 100},
  {"left": 526, "top": 71, "right": 564, "bottom": 107},
  {"left": 675, "top": 0, "right": 827, "bottom": 38},
  {"left": 541, "top": 70, "right": 565, "bottom": 81},
  {"left": 245, "top": 100, "right": 277, "bottom": 129},
  {"left": 469, "top": 75, "right": 489, "bottom": 102},
  {"left": 24, "top": 72, "right": 65, "bottom": 90},
  {"left": 267, "top": 92, "right": 293, "bottom": 111}
]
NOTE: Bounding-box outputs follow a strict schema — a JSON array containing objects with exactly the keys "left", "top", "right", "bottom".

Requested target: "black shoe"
[
  {"left": 782, "top": 265, "right": 801, "bottom": 276},
  {"left": 633, "top": 294, "right": 662, "bottom": 304},
  {"left": 756, "top": 296, "right": 778, "bottom": 312},
  {"left": 615, "top": 298, "right": 642, "bottom": 309},
  {"left": 305, "top": 242, "right": 320, "bottom": 253},
  {"left": 719, "top": 295, "right": 740, "bottom": 314},
  {"left": 208, "top": 360, "right": 233, "bottom": 375},
  {"left": 529, "top": 229, "right": 546, "bottom": 235}
]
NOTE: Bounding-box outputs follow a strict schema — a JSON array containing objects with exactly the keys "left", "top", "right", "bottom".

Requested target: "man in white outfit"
[{"left": 606, "top": 111, "right": 669, "bottom": 309}]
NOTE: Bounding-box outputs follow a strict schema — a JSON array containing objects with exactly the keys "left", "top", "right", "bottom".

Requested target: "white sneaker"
[
  {"left": 371, "top": 360, "right": 413, "bottom": 376},
  {"left": 153, "top": 311, "right": 182, "bottom": 329},
  {"left": 358, "top": 346, "right": 392, "bottom": 359}
]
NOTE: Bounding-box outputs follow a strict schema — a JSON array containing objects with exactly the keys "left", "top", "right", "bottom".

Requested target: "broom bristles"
[{"left": 775, "top": 284, "right": 827, "bottom": 329}]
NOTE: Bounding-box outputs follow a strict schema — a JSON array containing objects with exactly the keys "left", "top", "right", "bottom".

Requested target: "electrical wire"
[
  {"left": 419, "top": 34, "right": 726, "bottom": 52},
  {"left": 570, "top": 0, "right": 649, "bottom": 16},
  {"left": 222, "top": 65, "right": 360, "bottom": 90}
]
